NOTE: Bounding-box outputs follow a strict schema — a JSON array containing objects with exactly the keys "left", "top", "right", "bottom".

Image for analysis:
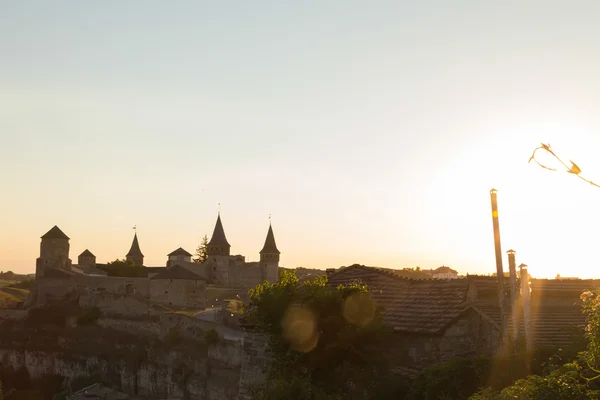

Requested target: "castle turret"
[
  {"left": 36, "top": 225, "right": 72, "bottom": 275},
  {"left": 78, "top": 249, "right": 96, "bottom": 266},
  {"left": 260, "top": 223, "right": 280, "bottom": 263},
  {"left": 207, "top": 214, "right": 231, "bottom": 257},
  {"left": 126, "top": 232, "right": 144, "bottom": 266},
  {"left": 167, "top": 247, "right": 193, "bottom": 267},
  {"left": 260, "top": 222, "right": 280, "bottom": 283}
]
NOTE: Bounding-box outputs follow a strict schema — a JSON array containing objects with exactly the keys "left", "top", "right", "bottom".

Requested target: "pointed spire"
[
  {"left": 260, "top": 223, "right": 280, "bottom": 254},
  {"left": 127, "top": 232, "right": 144, "bottom": 257},
  {"left": 208, "top": 214, "right": 230, "bottom": 247}
]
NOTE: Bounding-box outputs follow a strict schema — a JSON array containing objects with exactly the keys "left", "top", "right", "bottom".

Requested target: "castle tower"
[
  {"left": 78, "top": 249, "right": 96, "bottom": 267},
  {"left": 260, "top": 222, "right": 280, "bottom": 283},
  {"left": 126, "top": 232, "right": 144, "bottom": 266},
  {"left": 206, "top": 213, "right": 232, "bottom": 284},
  {"left": 207, "top": 213, "right": 231, "bottom": 257},
  {"left": 36, "top": 225, "right": 72, "bottom": 275}
]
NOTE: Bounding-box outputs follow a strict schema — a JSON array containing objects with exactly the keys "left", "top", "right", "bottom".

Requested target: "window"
[{"left": 125, "top": 284, "right": 134, "bottom": 295}]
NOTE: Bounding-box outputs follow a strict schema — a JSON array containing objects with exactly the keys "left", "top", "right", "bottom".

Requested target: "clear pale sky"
[{"left": 2, "top": 1, "right": 600, "bottom": 278}]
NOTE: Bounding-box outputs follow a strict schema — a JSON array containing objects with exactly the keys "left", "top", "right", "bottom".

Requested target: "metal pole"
[{"left": 490, "top": 189, "right": 507, "bottom": 344}]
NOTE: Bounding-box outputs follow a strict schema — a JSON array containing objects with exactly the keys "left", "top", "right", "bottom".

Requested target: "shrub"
[
  {"left": 204, "top": 328, "right": 220, "bottom": 346},
  {"left": 76, "top": 307, "right": 101, "bottom": 326}
]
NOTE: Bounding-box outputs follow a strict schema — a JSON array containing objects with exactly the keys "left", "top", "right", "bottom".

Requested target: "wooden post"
[{"left": 490, "top": 189, "right": 507, "bottom": 346}]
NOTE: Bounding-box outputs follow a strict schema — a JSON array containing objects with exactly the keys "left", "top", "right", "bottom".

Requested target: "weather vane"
[
  {"left": 529, "top": 143, "right": 600, "bottom": 188},
  {"left": 218, "top": 202, "right": 221, "bottom": 214},
  {"left": 133, "top": 225, "right": 137, "bottom": 233}
]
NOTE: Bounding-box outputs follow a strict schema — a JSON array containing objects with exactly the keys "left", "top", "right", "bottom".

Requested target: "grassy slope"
[{"left": 0, "top": 286, "right": 29, "bottom": 305}]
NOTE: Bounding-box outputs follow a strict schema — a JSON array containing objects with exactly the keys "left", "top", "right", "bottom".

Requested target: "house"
[
  {"left": 327, "top": 265, "right": 502, "bottom": 374},
  {"left": 327, "top": 264, "right": 594, "bottom": 375}
]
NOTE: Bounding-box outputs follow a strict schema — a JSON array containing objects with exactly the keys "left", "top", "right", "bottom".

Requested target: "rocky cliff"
[{"left": 0, "top": 317, "right": 264, "bottom": 399}]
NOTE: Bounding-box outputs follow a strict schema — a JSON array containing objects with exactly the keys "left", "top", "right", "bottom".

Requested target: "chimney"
[
  {"left": 507, "top": 250, "right": 518, "bottom": 343},
  {"left": 519, "top": 263, "right": 532, "bottom": 351},
  {"left": 490, "top": 189, "right": 507, "bottom": 344}
]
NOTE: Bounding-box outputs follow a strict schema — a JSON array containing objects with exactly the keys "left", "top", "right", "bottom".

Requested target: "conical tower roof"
[
  {"left": 260, "top": 224, "right": 280, "bottom": 254},
  {"left": 79, "top": 249, "right": 95, "bottom": 257},
  {"left": 208, "top": 214, "right": 230, "bottom": 247},
  {"left": 127, "top": 233, "right": 144, "bottom": 257},
  {"left": 41, "top": 225, "right": 70, "bottom": 240}
]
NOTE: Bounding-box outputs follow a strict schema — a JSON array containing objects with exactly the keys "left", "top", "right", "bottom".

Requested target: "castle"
[{"left": 31, "top": 214, "right": 280, "bottom": 309}]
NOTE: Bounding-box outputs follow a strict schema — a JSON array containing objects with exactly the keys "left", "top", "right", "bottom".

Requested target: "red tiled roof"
[{"left": 328, "top": 265, "right": 479, "bottom": 334}]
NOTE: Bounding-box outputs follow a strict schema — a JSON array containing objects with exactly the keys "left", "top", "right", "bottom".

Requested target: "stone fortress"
[{"left": 31, "top": 213, "right": 280, "bottom": 310}]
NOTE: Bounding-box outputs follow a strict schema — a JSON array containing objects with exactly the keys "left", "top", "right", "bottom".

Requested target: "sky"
[{"left": 2, "top": 1, "right": 600, "bottom": 278}]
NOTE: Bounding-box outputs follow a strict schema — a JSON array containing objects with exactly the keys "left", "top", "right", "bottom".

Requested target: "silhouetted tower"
[
  {"left": 207, "top": 213, "right": 231, "bottom": 258},
  {"left": 36, "top": 225, "right": 72, "bottom": 276},
  {"left": 260, "top": 222, "right": 280, "bottom": 283},
  {"left": 207, "top": 213, "right": 232, "bottom": 284},
  {"left": 126, "top": 232, "right": 144, "bottom": 266},
  {"left": 78, "top": 249, "right": 96, "bottom": 267}
]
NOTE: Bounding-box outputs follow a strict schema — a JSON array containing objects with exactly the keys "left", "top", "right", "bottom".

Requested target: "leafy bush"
[
  {"left": 204, "top": 328, "right": 220, "bottom": 346},
  {"left": 76, "top": 307, "right": 101, "bottom": 326}
]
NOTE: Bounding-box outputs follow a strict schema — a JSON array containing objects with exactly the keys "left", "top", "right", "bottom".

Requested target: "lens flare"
[
  {"left": 343, "top": 292, "right": 376, "bottom": 327},
  {"left": 282, "top": 304, "right": 319, "bottom": 352}
]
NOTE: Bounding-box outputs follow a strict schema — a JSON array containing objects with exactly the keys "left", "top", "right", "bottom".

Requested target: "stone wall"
[
  {"left": 237, "top": 332, "right": 269, "bottom": 400},
  {"left": 149, "top": 279, "right": 206, "bottom": 309},
  {"left": 36, "top": 275, "right": 151, "bottom": 307},
  {"left": 97, "top": 317, "right": 161, "bottom": 337},
  {"left": 80, "top": 293, "right": 159, "bottom": 317},
  {"left": 392, "top": 309, "right": 500, "bottom": 374}
]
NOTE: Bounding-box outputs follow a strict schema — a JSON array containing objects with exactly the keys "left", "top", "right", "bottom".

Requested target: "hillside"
[{"left": 0, "top": 281, "right": 30, "bottom": 308}]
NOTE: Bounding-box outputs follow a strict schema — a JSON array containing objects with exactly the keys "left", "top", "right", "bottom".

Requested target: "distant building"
[{"left": 423, "top": 266, "right": 459, "bottom": 279}]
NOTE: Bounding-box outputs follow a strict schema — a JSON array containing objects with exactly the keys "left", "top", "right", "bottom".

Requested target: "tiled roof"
[
  {"left": 530, "top": 279, "right": 600, "bottom": 294},
  {"left": 151, "top": 264, "right": 205, "bottom": 280},
  {"left": 259, "top": 224, "right": 280, "bottom": 254},
  {"left": 168, "top": 247, "right": 193, "bottom": 257},
  {"left": 79, "top": 249, "right": 95, "bottom": 257},
  {"left": 328, "top": 266, "right": 596, "bottom": 345},
  {"left": 73, "top": 265, "right": 107, "bottom": 276},
  {"left": 328, "top": 265, "right": 476, "bottom": 334},
  {"left": 44, "top": 267, "right": 75, "bottom": 278},
  {"left": 41, "top": 226, "right": 70, "bottom": 240}
]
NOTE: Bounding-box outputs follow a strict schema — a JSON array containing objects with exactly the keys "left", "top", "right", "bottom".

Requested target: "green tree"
[
  {"left": 193, "top": 235, "right": 209, "bottom": 264},
  {"left": 470, "top": 289, "right": 600, "bottom": 399},
  {"left": 97, "top": 259, "right": 146, "bottom": 277},
  {"left": 246, "top": 270, "right": 402, "bottom": 399}
]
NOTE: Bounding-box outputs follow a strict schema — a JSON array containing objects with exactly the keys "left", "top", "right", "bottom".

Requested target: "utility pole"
[{"left": 490, "top": 189, "right": 507, "bottom": 346}]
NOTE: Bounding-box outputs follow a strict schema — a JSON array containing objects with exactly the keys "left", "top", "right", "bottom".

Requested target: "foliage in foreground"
[
  {"left": 470, "top": 289, "right": 600, "bottom": 399},
  {"left": 246, "top": 270, "right": 403, "bottom": 399}
]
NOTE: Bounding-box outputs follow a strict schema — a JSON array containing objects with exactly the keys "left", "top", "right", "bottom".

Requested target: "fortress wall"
[
  {"left": 79, "top": 293, "right": 158, "bottom": 317},
  {"left": 236, "top": 264, "right": 264, "bottom": 289},
  {"left": 149, "top": 279, "right": 206, "bottom": 309}
]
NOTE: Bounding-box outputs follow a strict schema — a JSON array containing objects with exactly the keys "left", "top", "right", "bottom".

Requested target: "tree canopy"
[
  {"left": 246, "top": 270, "right": 405, "bottom": 399},
  {"left": 97, "top": 259, "right": 147, "bottom": 277},
  {"left": 193, "top": 235, "right": 209, "bottom": 264}
]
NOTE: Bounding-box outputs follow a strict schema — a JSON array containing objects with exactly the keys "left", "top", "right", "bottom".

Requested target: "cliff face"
[{"left": 0, "top": 321, "right": 247, "bottom": 399}]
